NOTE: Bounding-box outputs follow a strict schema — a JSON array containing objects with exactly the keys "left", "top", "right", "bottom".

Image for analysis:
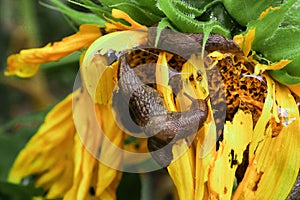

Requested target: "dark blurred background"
[{"left": 0, "top": 0, "right": 77, "bottom": 125}]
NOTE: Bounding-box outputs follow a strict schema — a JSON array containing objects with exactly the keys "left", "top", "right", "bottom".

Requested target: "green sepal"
[{"left": 155, "top": 18, "right": 178, "bottom": 47}]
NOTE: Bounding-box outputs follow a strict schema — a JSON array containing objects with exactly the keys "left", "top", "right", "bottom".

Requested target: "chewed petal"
[
  {"left": 254, "top": 60, "right": 292, "bottom": 74},
  {"left": 5, "top": 24, "right": 102, "bottom": 78}
]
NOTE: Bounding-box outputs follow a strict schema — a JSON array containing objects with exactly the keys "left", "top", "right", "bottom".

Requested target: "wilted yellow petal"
[
  {"left": 254, "top": 59, "right": 292, "bottom": 74},
  {"left": 233, "top": 28, "right": 255, "bottom": 56},
  {"left": 208, "top": 110, "right": 252, "bottom": 199},
  {"left": 208, "top": 51, "right": 227, "bottom": 61},
  {"left": 94, "top": 104, "right": 123, "bottom": 196},
  {"left": 167, "top": 54, "right": 212, "bottom": 200},
  {"left": 168, "top": 142, "right": 195, "bottom": 200},
  {"left": 99, "top": 172, "right": 122, "bottom": 200},
  {"left": 259, "top": 6, "right": 280, "bottom": 20},
  {"left": 8, "top": 92, "right": 77, "bottom": 198},
  {"left": 233, "top": 34, "right": 243, "bottom": 49},
  {"left": 194, "top": 121, "right": 216, "bottom": 200},
  {"left": 104, "top": 9, "right": 147, "bottom": 32},
  {"left": 288, "top": 84, "right": 300, "bottom": 97},
  {"left": 243, "top": 28, "right": 256, "bottom": 56},
  {"left": 233, "top": 75, "right": 300, "bottom": 199},
  {"left": 5, "top": 54, "right": 39, "bottom": 77},
  {"left": 5, "top": 24, "right": 102, "bottom": 77},
  {"left": 64, "top": 134, "right": 99, "bottom": 200},
  {"left": 71, "top": 78, "right": 123, "bottom": 199},
  {"left": 81, "top": 29, "right": 148, "bottom": 104},
  {"left": 156, "top": 52, "right": 177, "bottom": 111},
  {"left": 95, "top": 61, "right": 119, "bottom": 105}
]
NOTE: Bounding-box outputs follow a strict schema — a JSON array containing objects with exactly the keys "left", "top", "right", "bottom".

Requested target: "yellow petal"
[
  {"left": 71, "top": 78, "right": 122, "bottom": 199},
  {"left": 167, "top": 54, "right": 212, "bottom": 200},
  {"left": 5, "top": 54, "right": 39, "bottom": 77},
  {"left": 233, "top": 75, "right": 300, "bottom": 199},
  {"left": 194, "top": 121, "right": 216, "bottom": 200},
  {"left": 104, "top": 9, "right": 147, "bottom": 32},
  {"left": 95, "top": 61, "right": 119, "bottom": 105},
  {"left": 64, "top": 134, "right": 98, "bottom": 200},
  {"left": 259, "top": 6, "right": 280, "bottom": 20},
  {"left": 168, "top": 142, "right": 195, "bottom": 200},
  {"left": 233, "top": 34, "right": 243, "bottom": 49},
  {"left": 8, "top": 91, "right": 77, "bottom": 198},
  {"left": 5, "top": 24, "right": 102, "bottom": 77},
  {"left": 94, "top": 104, "right": 123, "bottom": 196},
  {"left": 208, "top": 110, "right": 252, "bottom": 199},
  {"left": 242, "top": 28, "right": 256, "bottom": 57},
  {"left": 288, "top": 84, "right": 300, "bottom": 97},
  {"left": 81, "top": 29, "right": 148, "bottom": 104},
  {"left": 156, "top": 52, "right": 177, "bottom": 111},
  {"left": 254, "top": 59, "right": 292, "bottom": 74}
]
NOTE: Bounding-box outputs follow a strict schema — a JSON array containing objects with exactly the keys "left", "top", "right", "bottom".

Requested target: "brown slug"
[
  {"left": 114, "top": 54, "right": 209, "bottom": 166},
  {"left": 112, "top": 31, "right": 242, "bottom": 166}
]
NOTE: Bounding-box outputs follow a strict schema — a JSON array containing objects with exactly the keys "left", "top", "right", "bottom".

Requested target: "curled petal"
[{"left": 104, "top": 9, "right": 147, "bottom": 32}]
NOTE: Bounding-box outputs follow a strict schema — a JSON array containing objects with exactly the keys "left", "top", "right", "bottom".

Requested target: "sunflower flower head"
[{"left": 5, "top": 0, "right": 300, "bottom": 199}]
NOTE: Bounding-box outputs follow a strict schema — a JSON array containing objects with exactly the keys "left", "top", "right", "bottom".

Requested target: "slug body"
[{"left": 115, "top": 54, "right": 209, "bottom": 166}]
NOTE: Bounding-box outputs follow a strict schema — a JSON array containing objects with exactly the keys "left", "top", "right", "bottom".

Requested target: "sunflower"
[{"left": 4, "top": 0, "right": 300, "bottom": 199}]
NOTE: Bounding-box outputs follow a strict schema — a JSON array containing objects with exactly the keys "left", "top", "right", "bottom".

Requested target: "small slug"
[{"left": 114, "top": 53, "right": 209, "bottom": 166}]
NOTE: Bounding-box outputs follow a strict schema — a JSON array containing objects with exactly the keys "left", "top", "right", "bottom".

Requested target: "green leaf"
[
  {"left": 248, "top": 0, "right": 297, "bottom": 50},
  {"left": 0, "top": 110, "right": 49, "bottom": 181},
  {"left": 157, "top": 0, "right": 230, "bottom": 36},
  {"left": 244, "top": 0, "right": 300, "bottom": 85},
  {"left": 268, "top": 69, "right": 300, "bottom": 85},
  {"left": 261, "top": 28, "right": 300, "bottom": 63},
  {"left": 69, "top": 0, "right": 113, "bottom": 19},
  {"left": 281, "top": 1, "right": 300, "bottom": 27},
  {"left": 42, "top": 0, "right": 107, "bottom": 26},
  {"left": 223, "top": 0, "right": 282, "bottom": 26},
  {"left": 197, "top": 3, "right": 244, "bottom": 35},
  {"left": 117, "top": 173, "right": 141, "bottom": 200},
  {"left": 183, "top": 0, "right": 217, "bottom": 10},
  {"left": 0, "top": 181, "right": 43, "bottom": 200},
  {"left": 96, "top": 0, "right": 165, "bottom": 26},
  {"left": 132, "top": 0, "right": 165, "bottom": 17},
  {"left": 171, "top": 0, "right": 203, "bottom": 17}
]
